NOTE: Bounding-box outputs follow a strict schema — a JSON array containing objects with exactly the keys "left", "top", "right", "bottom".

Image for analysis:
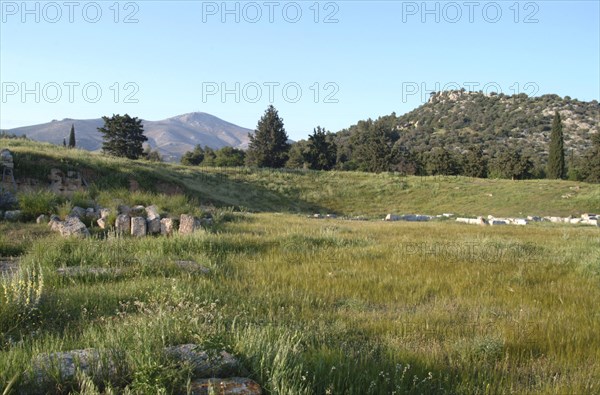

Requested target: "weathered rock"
[
  {"left": 385, "top": 214, "right": 400, "bottom": 221},
  {"left": 160, "top": 218, "right": 175, "bottom": 236},
  {"left": 490, "top": 220, "right": 508, "bottom": 226},
  {"left": 544, "top": 216, "right": 563, "bottom": 223},
  {"left": 0, "top": 191, "right": 18, "bottom": 210},
  {"left": 4, "top": 210, "right": 21, "bottom": 221},
  {"left": 130, "top": 217, "right": 147, "bottom": 237},
  {"left": 115, "top": 214, "right": 131, "bottom": 234},
  {"left": 189, "top": 377, "right": 262, "bottom": 395},
  {"left": 325, "top": 214, "right": 337, "bottom": 219},
  {"left": 97, "top": 209, "right": 111, "bottom": 229},
  {"left": 456, "top": 217, "right": 487, "bottom": 225},
  {"left": 147, "top": 218, "right": 161, "bottom": 234},
  {"left": 48, "top": 169, "right": 84, "bottom": 194},
  {"left": 131, "top": 205, "right": 145, "bottom": 215},
  {"left": 179, "top": 214, "right": 202, "bottom": 235},
  {"left": 527, "top": 216, "right": 542, "bottom": 222},
  {"left": 85, "top": 208, "right": 98, "bottom": 219},
  {"left": 69, "top": 206, "right": 86, "bottom": 219},
  {"left": 117, "top": 205, "right": 131, "bottom": 215},
  {"left": 56, "top": 266, "right": 123, "bottom": 277},
  {"left": 97, "top": 217, "right": 109, "bottom": 229},
  {"left": 36, "top": 214, "right": 48, "bottom": 224},
  {"left": 0, "top": 148, "right": 13, "bottom": 162},
  {"left": 48, "top": 215, "right": 62, "bottom": 231},
  {"left": 173, "top": 260, "right": 210, "bottom": 274},
  {"left": 164, "top": 345, "right": 238, "bottom": 377},
  {"left": 59, "top": 217, "right": 90, "bottom": 238},
  {"left": 400, "top": 214, "right": 431, "bottom": 222},
  {"left": 145, "top": 205, "right": 160, "bottom": 220},
  {"left": 99, "top": 208, "right": 110, "bottom": 219},
  {"left": 31, "top": 348, "right": 120, "bottom": 386}
]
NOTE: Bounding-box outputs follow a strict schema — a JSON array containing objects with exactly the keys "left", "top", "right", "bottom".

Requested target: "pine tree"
[
  {"left": 62, "top": 138, "right": 66, "bottom": 147},
  {"left": 181, "top": 145, "right": 205, "bottom": 166},
  {"left": 306, "top": 126, "right": 337, "bottom": 170},
  {"left": 491, "top": 147, "right": 533, "bottom": 180},
  {"left": 578, "top": 133, "right": 600, "bottom": 183},
  {"left": 547, "top": 111, "right": 565, "bottom": 179},
  {"left": 245, "top": 105, "right": 290, "bottom": 168},
  {"left": 424, "top": 147, "right": 459, "bottom": 176},
  {"left": 462, "top": 145, "right": 488, "bottom": 178},
  {"left": 98, "top": 114, "right": 148, "bottom": 159},
  {"left": 68, "top": 124, "right": 76, "bottom": 148},
  {"left": 350, "top": 119, "right": 395, "bottom": 172}
]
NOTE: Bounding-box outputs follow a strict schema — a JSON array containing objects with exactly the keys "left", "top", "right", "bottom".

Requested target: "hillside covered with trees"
[
  {"left": 327, "top": 91, "right": 599, "bottom": 181},
  {"left": 181, "top": 92, "right": 599, "bottom": 182}
]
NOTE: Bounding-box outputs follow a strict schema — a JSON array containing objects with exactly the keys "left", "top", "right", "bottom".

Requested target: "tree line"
[{"left": 94, "top": 104, "right": 599, "bottom": 183}]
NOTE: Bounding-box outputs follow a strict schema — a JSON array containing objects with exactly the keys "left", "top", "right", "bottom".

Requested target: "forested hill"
[
  {"left": 331, "top": 91, "right": 599, "bottom": 179},
  {"left": 397, "top": 91, "right": 598, "bottom": 154}
]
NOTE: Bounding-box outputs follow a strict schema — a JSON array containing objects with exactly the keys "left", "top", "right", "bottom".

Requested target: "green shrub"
[{"left": 17, "top": 191, "right": 62, "bottom": 221}]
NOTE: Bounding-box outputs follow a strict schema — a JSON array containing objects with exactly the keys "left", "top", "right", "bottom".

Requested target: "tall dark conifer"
[
  {"left": 245, "top": 105, "right": 290, "bottom": 168},
  {"left": 547, "top": 111, "right": 565, "bottom": 179},
  {"left": 68, "top": 124, "right": 76, "bottom": 148},
  {"left": 98, "top": 114, "right": 147, "bottom": 160}
]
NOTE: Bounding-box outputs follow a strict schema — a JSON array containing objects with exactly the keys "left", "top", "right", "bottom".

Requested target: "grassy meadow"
[{"left": 1, "top": 138, "right": 600, "bottom": 394}]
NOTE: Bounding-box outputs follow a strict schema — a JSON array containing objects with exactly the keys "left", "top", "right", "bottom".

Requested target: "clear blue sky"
[{"left": 1, "top": 0, "right": 599, "bottom": 141}]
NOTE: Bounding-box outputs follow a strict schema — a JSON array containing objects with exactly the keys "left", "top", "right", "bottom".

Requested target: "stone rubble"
[
  {"left": 130, "top": 217, "right": 147, "bottom": 237},
  {"left": 30, "top": 345, "right": 262, "bottom": 394},
  {"left": 188, "top": 377, "right": 262, "bottom": 395}
]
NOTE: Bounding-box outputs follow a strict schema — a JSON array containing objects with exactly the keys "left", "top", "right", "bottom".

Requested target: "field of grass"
[
  {"left": 1, "top": 213, "right": 599, "bottom": 394},
  {"left": 1, "top": 138, "right": 599, "bottom": 394}
]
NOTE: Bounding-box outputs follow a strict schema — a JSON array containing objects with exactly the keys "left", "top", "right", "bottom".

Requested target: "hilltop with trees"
[{"left": 177, "top": 92, "right": 598, "bottom": 182}]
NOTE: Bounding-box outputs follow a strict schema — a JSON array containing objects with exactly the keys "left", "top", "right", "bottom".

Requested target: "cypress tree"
[
  {"left": 68, "top": 124, "right": 76, "bottom": 148},
  {"left": 547, "top": 111, "right": 565, "bottom": 179}
]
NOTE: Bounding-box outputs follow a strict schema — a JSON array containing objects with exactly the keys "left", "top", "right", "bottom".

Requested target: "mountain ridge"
[{"left": 2, "top": 112, "right": 253, "bottom": 162}]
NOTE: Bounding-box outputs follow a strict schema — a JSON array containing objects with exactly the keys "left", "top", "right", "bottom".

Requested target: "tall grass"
[{"left": 1, "top": 213, "right": 598, "bottom": 393}]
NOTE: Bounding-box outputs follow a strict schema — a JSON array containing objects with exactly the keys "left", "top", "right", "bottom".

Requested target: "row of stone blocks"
[
  {"left": 101, "top": 205, "right": 204, "bottom": 237},
  {"left": 48, "top": 205, "right": 206, "bottom": 238}
]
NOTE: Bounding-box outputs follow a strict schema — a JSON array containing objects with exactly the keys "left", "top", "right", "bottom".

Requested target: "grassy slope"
[{"left": 2, "top": 138, "right": 599, "bottom": 217}]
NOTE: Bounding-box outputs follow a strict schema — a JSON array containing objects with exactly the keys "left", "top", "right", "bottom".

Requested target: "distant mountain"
[{"left": 3, "top": 112, "right": 253, "bottom": 162}]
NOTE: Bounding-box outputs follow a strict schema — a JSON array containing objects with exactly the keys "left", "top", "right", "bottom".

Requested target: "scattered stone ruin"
[
  {"left": 381, "top": 212, "right": 599, "bottom": 227},
  {"left": 49, "top": 168, "right": 86, "bottom": 194},
  {"left": 31, "top": 345, "right": 262, "bottom": 394},
  {"left": 46, "top": 204, "right": 211, "bottom": 238},
  {"left": 0, "top": 148, "right": 16, "bottom": 192}
]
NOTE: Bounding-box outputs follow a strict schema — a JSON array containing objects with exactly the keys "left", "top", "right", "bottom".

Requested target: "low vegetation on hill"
[{"left": 2, "top": 139, "right": 599, "bottom": 218}]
